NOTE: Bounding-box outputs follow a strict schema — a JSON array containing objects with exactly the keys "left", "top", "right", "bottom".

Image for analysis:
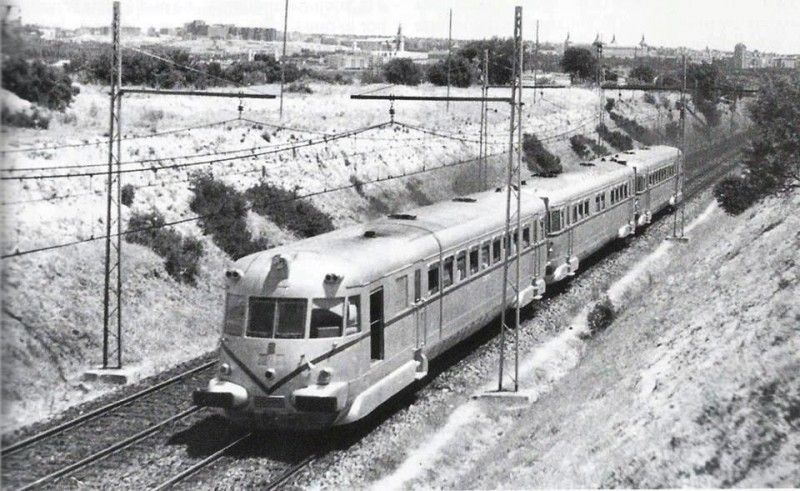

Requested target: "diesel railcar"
[{"left": 193, "top": 145, "right": 682, "bottom": 429}]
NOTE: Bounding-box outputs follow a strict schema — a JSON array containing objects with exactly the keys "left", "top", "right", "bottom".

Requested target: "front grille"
[
  {"left": 294, "top": 395, "right": 338, "bottom": 413},
  {"left": 253, "top": 396, "right": 285, "bottom": 409}
]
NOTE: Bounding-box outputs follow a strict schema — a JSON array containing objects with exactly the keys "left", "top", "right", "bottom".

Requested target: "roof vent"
[
  {"left": 363, "top": 230, "right": 377, "bottom": 238},
  {"left": 495, "top": 187, "right": 503, "bottom": 192},
  {"left": 521, "top": 180, "right": 527, "bottom": 185},
  {"left": 601, "top": 157, "right": 607, "bottom": 161},
  {"left": 452, "top": 197, "right": 477, "bottom": 203},
  {"left": 615, "top": 159, "right": 628, "bottom": 165},
  {"left": 579, "top": 162, "right": 595, "bottom": 167},
  {"left": 388, "top": 213, "right": 417, "bottom": 220},
  {"left": 624, "top": 150, "right": 636, "bottom": 155}
]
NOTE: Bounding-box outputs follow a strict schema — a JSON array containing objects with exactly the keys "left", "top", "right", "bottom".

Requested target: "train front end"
[{"left": 193, "top": 250, "right": 366, "bottom": 430}]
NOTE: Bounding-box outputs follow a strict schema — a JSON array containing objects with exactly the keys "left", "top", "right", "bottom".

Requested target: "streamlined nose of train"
[{"left": 193, "top": 378, "right": 249, "bottom": 409}]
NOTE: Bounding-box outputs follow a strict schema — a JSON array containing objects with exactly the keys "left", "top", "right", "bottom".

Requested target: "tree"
[
  {"left": 714, "top": 75, "right": 800, "bottom": 214},
  {"left": 2, "top": 57, "right": 76, "bottom": 110},
  {"left": 383, "top": 58, "right": 422, "bottom": 86},
  {"left": 427, "top": 55, "right": 473, "bottom": 87},
  {"left": 560, "top": 47, "right": 597, "bottom": 81},
  {"left": 630, "top": 65, "right": 656, "bottom": 84},
  {"left": 459, "top": 38, "right": 520, "bottom": 86}
]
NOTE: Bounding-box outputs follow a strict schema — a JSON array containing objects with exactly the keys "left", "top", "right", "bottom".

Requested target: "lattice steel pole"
[
  {"left": 103, "top": 0, "right": 123, "bottom": 368},
  {"left": 498, "top": 6, "right": 523, "bottom": 392}
]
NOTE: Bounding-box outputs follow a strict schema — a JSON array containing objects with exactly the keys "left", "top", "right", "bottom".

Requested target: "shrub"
[
  {"left": 570, "top": 134, "right": 609, "bottom": 159},
  {"left": 246, "top": 182, "right": 334, "bottom": 238},
  {"left": 587, "top": 297, "right": 615, "bottom": 334},
  {"left": 189, "top": 173, "right": 268, "bottom": 259},
  {"left": 126, "top": 210, "right": 204, "bottom": 284},
  {"left": 605, "top": 98, "right": 615, "bottom": 112},
  {"left": 643, "top": 92, "right": 657, "bottom": 105},
  {"left": 0, "top": 107, "right": 50, "bottom": 129},
  {"left": 383, "top": 58, "right": 422, "bottom": 86},
  {"left": 427, "top": 55, "right": 473, "bottom": 87},
  {"left": 2, "top": 57, "right": 76, "bottom": 110},
  {"left": 608, "top": 112, "right": 657, "bottom": 145},
  {"left": 596, "top": 123, "right": 633, "bottom": 151},
  {"left": 713, "top": 176, "right": 760, "bottom": 215},
  {"left": 287, "top": 81, "right": 313, "bottom": 93},
  {"left": 522, "top": 133, "right": 562, "bottom": 175},
  {"left": 121, "top": 184, "right": 135, "bottom": 206},
  {"left": 665, "top": 121, "right": 681, "bottom": 145},
  {"left": 360, "top": 70, "right": 386, "bottom": 84}
]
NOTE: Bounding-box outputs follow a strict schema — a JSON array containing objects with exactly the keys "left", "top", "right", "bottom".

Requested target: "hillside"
[
  {"left": 374, "top": 190, "right": 799, "bottom": 488},
  {"left": 0, "top": 81, "right": 747, "bottom": 433}
]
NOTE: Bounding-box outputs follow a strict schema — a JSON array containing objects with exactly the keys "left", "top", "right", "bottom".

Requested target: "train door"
[
  {"left": 369, "top": 288, "right": 384, "bottom": 361},
  {"left": 413, "top": 267, "right": 426, "bottom": 349}
]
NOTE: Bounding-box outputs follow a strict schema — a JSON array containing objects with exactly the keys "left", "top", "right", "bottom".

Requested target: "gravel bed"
[
  {"left": 1, "top": 364, "right": 214, "bottom": 489},
  {"left": 1, "top": 352, "right": 216, "bottom": 449}
]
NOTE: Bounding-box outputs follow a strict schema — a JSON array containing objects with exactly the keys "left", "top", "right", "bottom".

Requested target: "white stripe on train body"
[{"left": 193, "top": 145, "right": 683, "bottom": 430}]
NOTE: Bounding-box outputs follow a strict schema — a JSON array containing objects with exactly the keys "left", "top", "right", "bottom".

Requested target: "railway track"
[{"left": 1, "top": 361, "right": 215, "bottom": 490}]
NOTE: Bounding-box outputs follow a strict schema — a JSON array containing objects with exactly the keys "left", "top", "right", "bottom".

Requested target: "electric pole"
[
  {"left": 102, "top": 0, "right": 123, "bottom": 369},
  {"left": 280, "top": 0, "right": 289, "bottom": 119},
  {"left": 498, "top": 5, "right": 524, "bottom": 393},
  {"left": 446, "top": 8, "right": 452, "bottom": 112}
]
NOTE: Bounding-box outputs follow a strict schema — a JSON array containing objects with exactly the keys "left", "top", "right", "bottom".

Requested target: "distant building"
[
  {"left": 734, "top": 43, "right": 747, "bottom": 69},
  {"left": 209, "top": 24, "right": 231, "bottom": 39}
]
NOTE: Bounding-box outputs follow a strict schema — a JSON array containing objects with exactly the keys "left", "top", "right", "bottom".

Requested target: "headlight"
[
  {"left": 219, "top": 362, "right": 232, "bottom": 376},
  {"left": 318, "top": 368, "right": 334, "bottom": 386}
]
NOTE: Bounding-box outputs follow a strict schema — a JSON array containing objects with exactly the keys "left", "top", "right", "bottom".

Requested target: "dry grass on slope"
[{"left": 461, "top": 192, "right": 799, "bottom": 488}]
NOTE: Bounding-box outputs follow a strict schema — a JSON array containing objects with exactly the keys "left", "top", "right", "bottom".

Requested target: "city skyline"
[{"left": 8, "top": 0, "right": 800, "bottom": 55}]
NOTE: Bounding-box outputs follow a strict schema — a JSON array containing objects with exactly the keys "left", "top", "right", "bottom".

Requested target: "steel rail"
[
  {"left": 2, "top": 360, "right": 215, "bottom": 457},
  {"left": 265, "top": 453, "right": 319, "bottom": 491},
  {"left": 16, "top": 406, "right": 205, "bottom": 491},
  {"left": 152, "top": 432, "right": 254, "bottom": 490}
]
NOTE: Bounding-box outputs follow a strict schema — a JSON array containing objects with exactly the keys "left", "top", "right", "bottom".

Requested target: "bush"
[
  {"left": 522, "top": 133, "right": 562, "bottom": 175},
  {"left": 596, "top": 123, "right": 633, "bottom": 151},
  {"left": 587, "top": 297, "right": 615, "bottom": 334},
  {"left": 1, "top": 107, "right": 50, "bottom": 129},
  {"left": 713, "top": 176, "right": 760, "bottom": 215},
  {"left": 360, "top": 70, "right": 386, "bottom": 84},
  {"left": 189, "top": 173, "right": 268, "bottom": 259},
  {"left": 664, "top": 121, "right": 681, "bottom": 145},
  {"left": 246, "top": 182, "right": 334, "bottom": 238},
  {"left": 608, "top": 112, "right": 657, "bottom": 145},
  {"left": 643, "top": 92, "right": 657, "bottom": 105},
  {"left": 570, "top": 134, "right": 608, "bottom": 159},
  {"left": 287, "top": 81, "right": 313, "bottom": 93},
  {"left": 126, "top": 210, "right": 204, "bottom": 284},
  {"left": 605, "top": 98, "right": 615, "bottom": 112},
  {"left": 2, "top": 57, "right": 76, "bottom": 110},
  {"left": 630, "top": 65, "right": 655, "bottom": 84},
  {"left": 383, "top": 58, "right": 422, "bottom": 86},
  {"left": 427, "top": 55, "right": 472, "bottom": 87},
  {"left": 121, "top": 184, "right": 135, "bottom": 206}
]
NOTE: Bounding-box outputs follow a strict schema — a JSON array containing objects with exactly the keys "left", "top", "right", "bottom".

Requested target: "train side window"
[
  {"left": 428, "top": 262, "right": 439, "bottom": 295},
  {"left": 481, "top": 242, "right": 491, "bottom": 268},
  {"left": 550, "top": 209, "right": 562, "bottom": 233},
  {"left": 224, "top": 293, "right": 246, "bottom": 336},
  {"left": 392, "top": 275, "right": 408, "bottom": 313},
  {"left": 428, "top": 263, "right": 440, "bottom": 295},
  {"left": 414, "top": 269, "right": 422, "bottom": 302},
  {"left": 522, "top": 225, "right": 531, "bottom": 248},
  {"left": 469, "top": 246, "right": 480, "bottom": 274},
  {"left": 637, "top": 175, "right": 646, "bottom": 192},
  {"left": 595, "top": 195, "right": 601, "bottom": 212},
  {"left": 310, "top": 297, "right": 344, "bottom": 338},
  {"left": 585, "top": 200, "right": 591, "bottom": 215},
  {"left": 346, "top": 295, "right": 361, "bottom": 334},
  {"left": 456, "top": 251, "right": 467, "bottom": 281},
  {"left": 492, "top": 237, "right": 502, "bottom": 263},
  {"left": 443, "top": 256, "right": 454, "bottom": 288}
]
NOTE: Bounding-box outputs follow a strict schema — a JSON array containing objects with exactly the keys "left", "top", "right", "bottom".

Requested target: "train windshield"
[{"left": 247, "top": 297, "right": 307, "bottom": 339}]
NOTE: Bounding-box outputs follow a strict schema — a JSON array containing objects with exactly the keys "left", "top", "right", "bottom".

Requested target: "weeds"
[
  {"left": 596, "top": 123, "right": 633, "bottom": 151},
  {"left": 522, "top": 133, "right": 562, "bottom": 175},
  {"left": 587, "top": 296, "right": 615, "bottom": 335}
]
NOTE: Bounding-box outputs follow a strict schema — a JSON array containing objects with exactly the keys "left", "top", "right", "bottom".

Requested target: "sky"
[{"left": 10, "top": 0, "right": 800, "bottom": 54}]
